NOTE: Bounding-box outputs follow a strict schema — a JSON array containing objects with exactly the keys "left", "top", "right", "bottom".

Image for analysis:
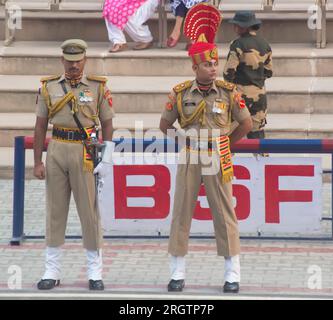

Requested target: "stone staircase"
[
  {"left": 1, "top": 6, "right": 333, "bottom": 178},
  {"left": 1, "top": 7, "right": 333, "bottom": 44}
]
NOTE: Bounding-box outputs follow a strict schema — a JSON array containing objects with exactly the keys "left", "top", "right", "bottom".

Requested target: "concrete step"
[
  {"left": 1, "top": 112, "right": 333, "bottom": 147},
  {"left": 1, "top": 42, "right": 333, "bottom": 77},
  {"left": 1, "top": 10, "right": 333, "bottom": 44},
  {"left": 0, "top": 75, "right": 332, "bottom": 114}
]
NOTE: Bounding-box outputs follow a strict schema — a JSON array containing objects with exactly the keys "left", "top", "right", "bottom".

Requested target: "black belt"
[{"left": 52, "top": 127, "right": 83, "bottom": 141}]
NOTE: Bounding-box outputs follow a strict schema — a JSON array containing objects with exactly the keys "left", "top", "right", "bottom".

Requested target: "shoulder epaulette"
[
  {"left": 215, "top": 80, "right": 236, "bottom": 91},
  {"left": 86, "top": 75, "right": 108, "bottom": 83},
  {"left": 40, "top": 75, "right": 61, "bottom": 83},
  {"left": 173, "top": 80, "right": 193, "bottom": 93}
]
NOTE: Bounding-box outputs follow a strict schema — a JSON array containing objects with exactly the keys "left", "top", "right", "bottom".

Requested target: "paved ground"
[{"left": 0, "top": 179, "right": 333, "bottom": 300}]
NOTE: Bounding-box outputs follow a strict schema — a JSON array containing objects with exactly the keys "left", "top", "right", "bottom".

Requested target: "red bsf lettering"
[
  {"left": 113, "top": 164, "right": 315, "bottom": 223},
  {"left": 265, "top": 165, "right": 314, "bottom": 223},
  {"left": 193, "top": 165, "right": 251, "bottom": 221},
  {"left": 114, "top": 165, "right": 170, "bottom": 219}
]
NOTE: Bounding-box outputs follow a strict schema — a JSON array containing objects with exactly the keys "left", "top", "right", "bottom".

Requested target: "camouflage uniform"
[{"left": 223, "top": 30, "right": 273, "bottom": 138}]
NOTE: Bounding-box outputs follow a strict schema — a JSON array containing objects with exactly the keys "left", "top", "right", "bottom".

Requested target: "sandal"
[{"left": 109, "top": 43, "right": 128, "bottom": 53}]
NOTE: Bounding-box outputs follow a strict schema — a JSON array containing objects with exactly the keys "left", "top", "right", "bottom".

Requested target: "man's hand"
[
  {"left": 34, "top": 162, "right": 45, "bottom": 180},
  {"left": 93, "top": 161, "right": 113, "bottom": 194},
  {"left": 93, "top": 161, "right": 112, "bottom": 178},
  {"left": 93, "top": 140, "right": 115, "bottom": 187},
  {"left": 229, "top": 117, "right": 253, "bottom": 147}
]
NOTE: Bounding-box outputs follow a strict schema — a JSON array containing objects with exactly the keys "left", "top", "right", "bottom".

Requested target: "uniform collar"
[
  {"left": 58, "top": 74, "right": 89, "bottom": 86},
  {"left": 190, "top": 80, "right": 218, "bottom": 94}
]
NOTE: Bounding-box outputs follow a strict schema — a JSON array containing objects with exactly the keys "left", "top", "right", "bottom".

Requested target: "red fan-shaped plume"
[{"left": 184, "top": 3, "right": 222, "bottom": 44}]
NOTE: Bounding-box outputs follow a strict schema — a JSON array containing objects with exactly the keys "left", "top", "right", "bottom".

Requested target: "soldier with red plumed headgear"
[{"left": 159, "top": 3, "right": 253, "bottom": 294}]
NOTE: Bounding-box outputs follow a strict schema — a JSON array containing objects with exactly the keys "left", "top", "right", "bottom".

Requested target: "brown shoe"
[
  {"left": 133, "top": 41, "right": 153, "bottom": 50},
  {"left": 109, "top": 43, "right": 128, "bottom": 53}
]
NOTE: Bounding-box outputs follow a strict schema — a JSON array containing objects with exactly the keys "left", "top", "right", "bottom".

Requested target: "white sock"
[
  {"left": 224, "top": 255, "right": 241, "bottom": 283},
  {"left": 170, "top": 255, "right": 186, "bottom": 280},
  {"left": 43, "top": 246, "right": 62, "bottom": 280},
  {"left": 86, "top": 249, "right": 103, "bottom": 281}
]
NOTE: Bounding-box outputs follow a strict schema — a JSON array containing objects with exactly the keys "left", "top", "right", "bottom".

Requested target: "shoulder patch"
[
  {"left": 215, "top": 80, "right": 236, "bottom": 91},
  {"left": 86, "top": 75, "right": 108, "bottom": 83},
  {"left": 40, "top": 75, "right": 61, "bottom": 83},
  {"left": 173, "top": 80, "right": 193, "bottom": 93}
]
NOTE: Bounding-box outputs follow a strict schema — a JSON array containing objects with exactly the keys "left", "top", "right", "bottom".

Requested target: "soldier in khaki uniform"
[
  {"left": 159, "top": 4, "right": 253, "bottom": 293},
  {"left": 33, "top": 39, "right": 115, "bottom": 290},
  {"left": 223, "top": 11, "right": 273, "bottom": 142}
]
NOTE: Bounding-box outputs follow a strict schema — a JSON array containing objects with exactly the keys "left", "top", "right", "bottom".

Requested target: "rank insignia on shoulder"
[
  {"left": 215, "top": 80, "right": 236, "bottom": 91},
  {"left": 40, "top": 75, "right": 61, "bottom": 83},
  {"left": 173, "top": 80, "right": 193, "bottom": 93},
  {"left": 87, "top": 75, "right": 107, "bottom": 83}
]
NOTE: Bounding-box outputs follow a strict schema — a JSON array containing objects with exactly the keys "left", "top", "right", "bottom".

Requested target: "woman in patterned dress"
[
  {"left": 167, "top": 0, "right": 209, "bottom": 48},
  {"left": 103, "top": 0, "right": 159, "bottom": 52}
]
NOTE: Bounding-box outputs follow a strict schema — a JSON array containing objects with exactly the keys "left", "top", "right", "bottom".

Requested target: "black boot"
[
  {"left": 223, "top": 281, "right": 239, "bottom": 293},
  {"left": 89, "top": 279, "right": 104, "bottom": 291},
  {"left": 37, "top": 279, "right": 60, "bottom": 290},
  {"left": 167, "top": 279, "right": 185, "bottom": 292}
]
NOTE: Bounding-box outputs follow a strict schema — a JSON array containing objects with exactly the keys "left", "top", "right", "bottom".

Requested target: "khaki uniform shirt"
[
  {"left": 36, "top": 74, "right": 115, "bottom": 128},
  {"left": 161, "top": 80, "right": 250, "bottom": 138}
]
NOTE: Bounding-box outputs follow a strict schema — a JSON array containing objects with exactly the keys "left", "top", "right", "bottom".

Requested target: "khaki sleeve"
[
  {"left": 161, "top": 90, "right": 179, "bottom": 125},
  {"left": 35, "top": 87, "right": 48, "bottom": 118},
  {"left": 98, "top": 83, "right": 115, "bottom": 122},
  {"left": 230, "top": 89, "right": 251, "bottom": 123}
]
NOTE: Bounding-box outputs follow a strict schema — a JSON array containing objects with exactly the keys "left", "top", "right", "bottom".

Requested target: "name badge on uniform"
[
  {"left": 184, "top": 102, "right": 196, "bottom": 106},
  {"left": 51, "top": 93, "right": 65, "bottom": 98},
  {"left": 79, "top": 89, "right": 94, "bottom": 103},
  {"left": 212, "top": 99, "right": 226, "bottom": 114}
]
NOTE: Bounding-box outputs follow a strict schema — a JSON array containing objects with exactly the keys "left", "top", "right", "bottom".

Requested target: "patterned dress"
[
  {"left": 103, "top": 0, "right": 148, "bottom": 30},
  {"left": 170, "top": 0, "right": 209, "bottom": 15}
]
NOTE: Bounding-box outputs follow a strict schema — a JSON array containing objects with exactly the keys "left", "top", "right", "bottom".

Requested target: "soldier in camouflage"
[{"left": 223, "top": 11, "right": 272, "bottom": 141}]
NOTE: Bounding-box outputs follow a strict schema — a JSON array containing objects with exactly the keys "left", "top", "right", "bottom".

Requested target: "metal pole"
[{"left": 11, "top": 136, "right": 26, "bottom": 245}]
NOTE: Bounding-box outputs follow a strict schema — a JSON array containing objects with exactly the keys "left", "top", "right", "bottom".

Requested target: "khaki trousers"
[
  {"left": 168, "top": 149, "right": 240, "bottom": 257},
  {"left": 45, "top": 140, "right": 102, "bottom": 251}
]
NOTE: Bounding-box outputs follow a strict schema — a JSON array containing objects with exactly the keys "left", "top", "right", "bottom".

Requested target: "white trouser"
[
  {"left": 169, "top": 255, "right": 186, "bottom": 280},
  {"left": 42, "top": 247, "right": 103, "bottom": 280},
  {"left": 86, "top": 250, "right": 103, "bottom": 281},
  {"left": 224, "top": 255, "right": 241, "bottom": 283},
  {"left": 105, "top": 0, "right": 158, "bottom": 44}
]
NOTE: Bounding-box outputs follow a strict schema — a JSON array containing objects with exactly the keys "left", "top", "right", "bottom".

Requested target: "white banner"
[{"left": 98, "top": 155, "right": 322, "bottom": 235}]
